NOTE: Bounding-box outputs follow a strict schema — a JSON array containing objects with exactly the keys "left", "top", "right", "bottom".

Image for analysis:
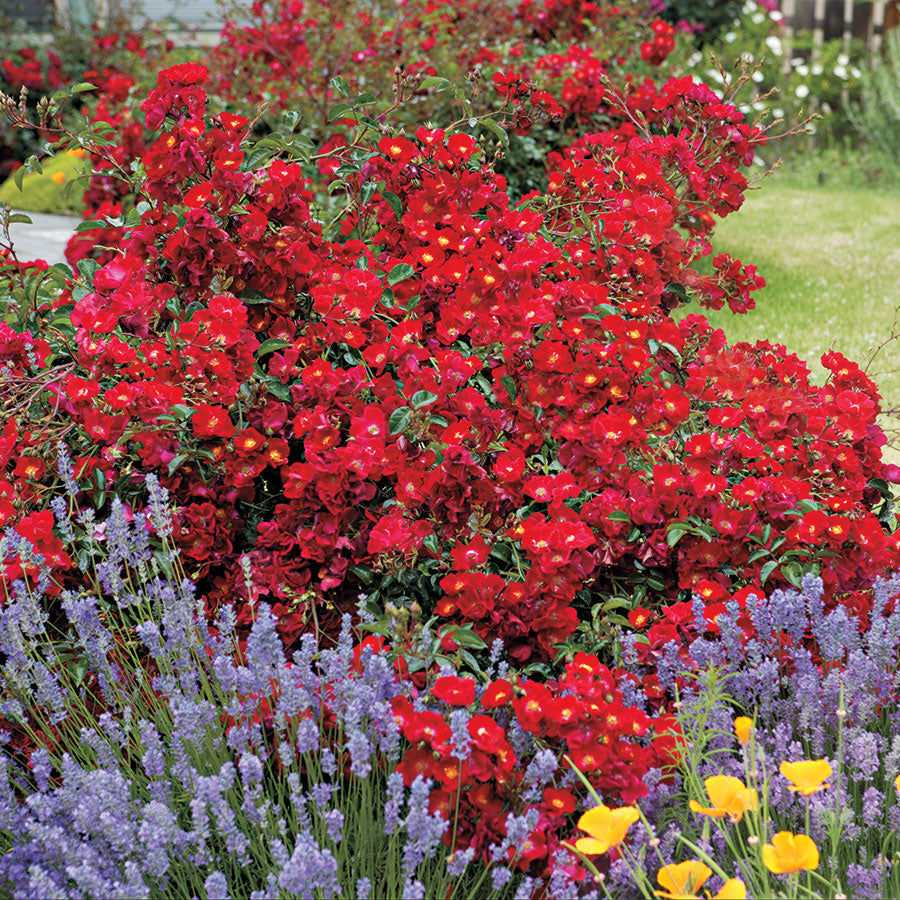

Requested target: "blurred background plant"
[{"left": 847, "top": 26, "right": 900, "bottom": 172}]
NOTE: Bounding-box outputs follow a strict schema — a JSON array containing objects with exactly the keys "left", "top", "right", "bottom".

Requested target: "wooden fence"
[{"left": 778, "top": 1, "right": 899, "bottom": 62}]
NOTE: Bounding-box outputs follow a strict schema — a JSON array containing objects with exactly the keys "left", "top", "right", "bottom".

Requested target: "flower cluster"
[
  {"left": 617, "top": 572, "right": 900, "bottom": 898},
  {"left": 391, "top": 653, "right": 659, "bottom": 867},
  {"left": 1, "top": 61, "right": 896, "bottom": 672}
]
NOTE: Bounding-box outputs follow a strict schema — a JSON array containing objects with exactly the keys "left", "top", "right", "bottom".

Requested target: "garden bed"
[{"left": 1, "top": 2, "right": 899, "bottom": 898}]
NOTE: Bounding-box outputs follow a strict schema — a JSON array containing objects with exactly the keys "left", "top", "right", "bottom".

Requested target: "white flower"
[
  {"left": 752, "top": 70, "right": 765, "bottom": 83},
  {"left": 837, "top": 53, "right": 850, "bottom": 65},
  {"left": 725, "top": 31, "right": 736, "bottom": 43},
  {"left": 851, "top": 67, "right": 862, "bottom": 79},
  {"left": 765, "top": 35, "right": 783, "bottom": 55},
  {"left": 753, "top": 155, "right": 766, "bottom": 166},
  {"left": 706, "top": 69, "right": 724, "bottom": 83},
  {"left": 795, "top": 84, "right": 810, "bottom": 98},
  {"left": 796, "top": 64, "right": 809, "bottom": 76},
  {"left": 772, "top": 107, "right": 785, "bottom": 118},
  {"left": 769, "top": 10, "right": 784, "bottom": 22},
  {"left": 751, "top": 12, "right": 765, "bottom": 24},
  {"left": 833, "top": 65, "right": 848, "bottom": 79},
  {"left": 752, "top": 100, "right": 765, "bottom": 110},
  {"left": 821, "top": 102, "right": 832, "bottom": 114},
  {"left": 812, "top": 64, "right": 823, "bottom": 75}
]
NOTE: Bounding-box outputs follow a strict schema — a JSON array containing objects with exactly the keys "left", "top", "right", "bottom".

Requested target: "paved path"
[{"left": 6, "top": 211, "right": 80, "bottom": 267}]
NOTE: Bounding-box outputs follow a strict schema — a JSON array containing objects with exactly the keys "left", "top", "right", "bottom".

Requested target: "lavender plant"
[
  {"left": 0, "top": 473, "right": 531, "bottom": 899},
  {"left": 618, "top": 573, "right": 900, "bottom": 899}
]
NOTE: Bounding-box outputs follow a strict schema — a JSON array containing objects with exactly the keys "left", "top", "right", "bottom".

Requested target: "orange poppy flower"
[
  {"left": 761, "top": 831, "right": 819, "bottom": 874},
  {"left": 688, "top": 775, "right": 758, "bottom": 822},
  {"left": 654, "top": 860, "right": 712, "bottom": 898},
  {"left": 779, "top": 760, "right": 832, "bottom": 796},
  {"left": 574, "top": 804, "right": 640, "bottom": 855},
  {"left": 733, "top": 716, "right": 752, "bottom": 745}
]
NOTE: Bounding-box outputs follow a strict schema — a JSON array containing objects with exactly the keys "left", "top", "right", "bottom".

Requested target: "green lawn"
[{"left": 687, "top": 178, "right": 900, "bottom": 459}]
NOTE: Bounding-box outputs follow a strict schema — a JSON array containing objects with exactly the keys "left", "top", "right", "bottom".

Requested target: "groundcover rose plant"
[{"left": 1, "top": 7, "right": 900, "bottom": 895}]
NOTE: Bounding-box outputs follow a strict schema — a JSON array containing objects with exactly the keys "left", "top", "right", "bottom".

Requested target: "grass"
[
  {"left": 686, "top": 172, "right": 900, "bottom": 458},
  {"left": 0, "top": 149, "right": 88, "bottom": 215}
]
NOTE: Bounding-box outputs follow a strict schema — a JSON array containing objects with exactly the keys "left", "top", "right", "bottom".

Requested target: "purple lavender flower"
[
  {"left": 205, "top": 871, "right": 230, "bottom": 900},
  {"left": 401, "top": 776, "right": 448, "bottom": 879},
  {"left": 861, "top": 786, "right": 884, "bottom": 828},
  {"left": 446, "top": 847, "right": 475, "bottom": 878},
  {"left": 846, "top": 860, "right": 887, "bottom": 899},
  {"left": 55, "top": 441, "right": 79, "bottom": 496},
  {"left": 384, "top": 772, "right": 404, "bottom": 836},
  {"left": 449, "top": 708, "right": 471, "bottom": 760},
  {"left": 402, "top": 878, "right": 425, "bottom": 900},
  {"left": 277, "top": 831, "right": 341, "bottom": 897},
  {"left": 323, "top": 808, "right": 344, "bottom": 843}
]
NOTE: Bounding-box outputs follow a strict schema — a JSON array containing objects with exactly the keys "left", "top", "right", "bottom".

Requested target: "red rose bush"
[{"left": 0, "top": 14, "right": 898, "bottom": 894}]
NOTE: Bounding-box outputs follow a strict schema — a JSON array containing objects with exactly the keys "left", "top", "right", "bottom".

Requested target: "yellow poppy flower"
[
  {"left": 733, "top": 717, "right": 752, "bottom": 745},
  {"left": 51, "top": 172, "right": 65, "bottom": 184},
  {"left": 895, "top": 775, "right": 900, "bottom": 795},
  {"left": 574, "top": 804, "right": 640, "bottom": 855},
  {"left": 761, "top": 831, "right": 819, "bottom": 874},
  {"left": 711, "top": 879, "right": 747, "bottom": 899},
  {"left": 688, "top": 775, "right": 758, "bottom": 821},
  {"left": 779, "top": 760, "right": 832, "bottom": 796},
  {"left": 655, "top": 861, "right": 712, "bottom": 899}
]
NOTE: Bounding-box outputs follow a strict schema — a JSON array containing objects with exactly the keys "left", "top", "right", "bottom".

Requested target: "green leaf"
[
  {"left": 606, "top": 510, "right": 630, "bottom": 522},
  {"left": 478, "top": 117, "right": 508, "bottom": 148},
  {"left": 74, "top": 219, "right": 107, "bottom": 232},
  {"left": 360, "top": 181, "right": 378, "bottom": 206},
  {"left": 419, "top": 76, "right": 451, "bottom": 91},
  {"left": 760, "top": 559, "right": 779, "bottom": 584},
  {"left": 72, "top": 82, "right": 97, "bottom": 93},
  {"left": 387, "top": 263, "right": 415, "bottom": 286},
  {"left": 500, "top": 375, "right": 516, "bottom": 400},
  {"left": 382, "top": 191, "right": 403, "bottom": 220},
  {"left": 422, "top": 533, "right": 441, "bottom": 555},
  {"left": 782, "top": 561, "right": 805, "bottom": 588},
  {"left": 664, "top": 282, "right": 690, "bottom": 303},
  {"left": 489, "top": 542, "right": 512, "bottom": 563},
  {"left": 7, "top": 213, "right": 32, "bottom": 225},
  {"left": 256, "top": 338, "right": 292, "bottom": 357},
  {"left": 410, "top": 390, "right": 438, "bottom": 409},
  {"left": 645, "top": 573, "right": 667, "bottom": 591},
  {"left": 330, "top": 76, "right": 351, "bottom": 97},
  {"left": 328, "top": 101, "right": 353, "bottom": 122},
  {"left": 13, "top": 168, "right": 25, "bottom": 193},
  {"left": 666, "top": 525, "right": 688, "bottom": 547},
  {"left": 349, "top": 565, "right": 374, "bottom": 585},
  {"left": 389, "top": 406, "right": 412, "bottom": 435},
  {"left": 168, "top": 454, "right": 190, "bottom": 476},
  {"left": 76, "top": 259, "right": 98, "bottom": 280},
  {"left": 447, "top": 628, "right": 487, "bottom": 649}
]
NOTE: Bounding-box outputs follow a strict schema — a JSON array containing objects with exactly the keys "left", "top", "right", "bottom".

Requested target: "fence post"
[
  {"left": 872, "top": 1, "right": 887, "bottom": 57},
  {"left": 782, "top": 0, "right": 797, "bottom": 74},
  {"left": 843, "top": 0, "right": 855, "bottom": 50},
  {"left": 813, "top": 0, "right": 826, "bottom": 51}
]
